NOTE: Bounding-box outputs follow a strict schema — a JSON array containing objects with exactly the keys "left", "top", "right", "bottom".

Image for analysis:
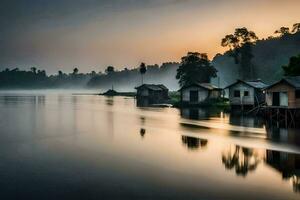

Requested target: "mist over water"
[{"left": 0, "top": 91, "right": 300, "bottom": 199}]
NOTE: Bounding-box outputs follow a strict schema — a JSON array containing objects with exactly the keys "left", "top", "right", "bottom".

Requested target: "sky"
[{"left": 1, "top": 0, "right": 300, "bottom": 74}]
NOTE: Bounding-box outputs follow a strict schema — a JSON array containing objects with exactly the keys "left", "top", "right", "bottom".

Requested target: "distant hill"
[
  {"left": 212, "top": 32, "right": 300, "bottom": 87},
  {"left": 88, "top": 32, "right": 300, "bottom": 91},
  {"left": 1, "top": 32, "right": 299, "bottom": 91},
  {"left": 87, "top": 62, "right": 180, "bottom": 92}
]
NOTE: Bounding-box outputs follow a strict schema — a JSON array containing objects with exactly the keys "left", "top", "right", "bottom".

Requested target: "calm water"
[{"left": 0, "top": 91, "right": 300, "bottom": 200}]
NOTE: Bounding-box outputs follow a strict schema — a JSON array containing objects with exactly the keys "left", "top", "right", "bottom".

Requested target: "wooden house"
[
  {"left": 135, "top": 84, "right": 169, "bottom": 106},
  {"left": 225, "top": 79, "right": 268, "bottom": 109},
  {"left": 265, "top": 76, "right": 300, "bottom": 108},
  {"left": 179, "top": 83, "right": 222, "bottom": 105}
]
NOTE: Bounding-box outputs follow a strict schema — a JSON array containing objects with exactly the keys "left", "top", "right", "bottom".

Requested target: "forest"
[{"left": 0, "top": 23, "right": 299, "bottom": 91}]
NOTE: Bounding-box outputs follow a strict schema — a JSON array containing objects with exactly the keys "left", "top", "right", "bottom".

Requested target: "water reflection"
[
  {"left": 1, "top": 94, "right": 300, "bottom": 199},
  {"left": 140, "top": 128, "right": 146, "bottom": 138},
  {"left": 222, "top": 144, "right": 300, "bottom": 193},
  {"left": 229, "top": 113, "right": 265, "bottom": 128},
  {"left": 266, "top": 150, "right": 300, "bottom": 193},
  {"left": 105, "top": 97, "right": 114, "bottom": 106},
  {"left": 222, "top": 145, "right": 261, "bottom": 176},
  {"left": 136, "top": 98, "right": 149, "bottom": 107},
  {"left": 266, "top": 122, "right": 300, "bottom": 146},
  {"left": 0, "top": 95, "right": 45, "bottom": 105},
  {"left": 181, "top": 136, "right": 208, "bottom": 150},
  {"left": 180, "top": 108, "right": 222, "bottom": 120}
]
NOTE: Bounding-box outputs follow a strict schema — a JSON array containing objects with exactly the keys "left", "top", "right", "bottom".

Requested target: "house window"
[
  {"left": 244, "top": 91, "right": 249, "bottom": 97},
  {"left": 234, "top": 90, "right": 240, "bottom": 97},
  {"left": 296, "top": 90, "right": 300, "bottom": 99}
]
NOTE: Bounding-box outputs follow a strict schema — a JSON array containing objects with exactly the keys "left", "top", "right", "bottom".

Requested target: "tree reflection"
[
  {"left": 140, "top": 128, "right": 146, "bottom": 138},
  {"left": 181, "top": 136, "right": 208, "bottom": 150},
  {"left": 222, "top": 145, "right": 261, "bottom": 176},
  {"left": 292, "top": 176, "right": 300, "bottom": 193},
  {"left": 105, "top": 97, "right": 114, "bottom": 106},
  {"left": 265, "top": 150, "right": 300, "bottom": 193}
]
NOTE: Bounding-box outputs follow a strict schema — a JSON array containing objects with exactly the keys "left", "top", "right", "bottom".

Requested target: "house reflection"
[
  {"left": 105, "top": 97, "right": 114, "bottom": 106},
  {"left": 265, "top": 122, "right": 300, "bottom": 146},
  {"left": 180, "top": 108, "right": 222, "bottom": 120},
  {"left": 266, "top": 150, "right": 300, "bottom": 193},
  {"left": 229, "top": 113, "right": 265, "bottom": 128},
  {"left": 222, "top": 144, "right": 300, "bottom": 193},
  {"left": 136, "top": 98, "right": 150, "bottom": 107},
  {"left": 222, "top": 145, "right": 261, "bottom": 176},
  {"left": 181, "top": 136, "right": 208, "bottom": 150}
]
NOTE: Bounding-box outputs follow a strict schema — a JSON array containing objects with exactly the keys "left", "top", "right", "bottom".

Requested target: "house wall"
[
  {"left": 229, "top": 83, "right": 255, "bottom": 105},
  {"left": 137, "top": 88, "right": 169, "bottom": 106},
  {"left": 210, "top": 90, "right": 221, "bottom": 98},
  {"left": 182, "top": 86, "right": 209, "bottom": 103},
  {"left": 254, "top": 88, "right": 266, "bottom": 104},
  {"left": 137, "top": 88, "right": 149, "bottom": 96},
  {"left": 266, "top": 82, "right": 300, "bottom": 108}
]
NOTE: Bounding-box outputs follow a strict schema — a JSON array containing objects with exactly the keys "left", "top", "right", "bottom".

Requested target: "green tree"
[
  {"left": 221, "top": 27, "right": 258, "bottom": 80},
  {"left": 139, "top": 62, "right": 147, "bottom": 84},
  {"left": 176, "top": 52, "right": 217, "bottom": 87},
  {"left": 275, "top": 27, "right": 290, "bottom": 36},
  {"left": 282, "top": 54, "right": 300, "bottom": 76},
  {"left": 292, "top": 23, "right": 300, "bottom": 33}
]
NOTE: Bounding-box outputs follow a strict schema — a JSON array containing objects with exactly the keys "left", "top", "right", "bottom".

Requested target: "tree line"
[
  {"left": 0, "top": 67, "right": 97, "bottom": 89},
  {"left": 176, "top": 22, "right": 300, "bottom": 86},
  {"left": 0, "top": 22, "right": 299, "bottom": 89}
]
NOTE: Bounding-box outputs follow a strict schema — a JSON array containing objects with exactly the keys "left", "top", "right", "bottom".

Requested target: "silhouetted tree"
[
  {"left": 275, "top": 27, "right": 290, "bottom": 36},
  {"left": 58, "top": 70, "right": 63, "bottom": 77},
  {"left": 0, "top": 67, "right": 101, "bottom": 89},
  {"left": 105, "top": 66, "right": 115, "bottom": 74},
  {"left": 176, "top": 52, "right": 217, "bottom": 87},
  {"left": 30, "top": 67, "right": 37, "bottom": 74},
  {"left": 221, "top": 27, "right": 258, "bottom": 80},
  {"left": 73, "top": 67, "right": 79, "bottom": 75},
  {"left": 91, "top": 71, "right": 96, "bottom": 76},
  {"left": 139, "top": 62, "right": 147, "bottom": 84},
  {"left": 292, "top": 23, "right": 300, "bottom": 33},
  {"left": 37, "top": 70, "right": 46, "bottom": 77},
  {"left": 282, "top": 54, "right": 300, "bottom": 76}
]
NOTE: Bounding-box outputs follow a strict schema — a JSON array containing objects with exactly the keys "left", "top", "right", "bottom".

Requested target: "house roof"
[
  {"left": 180, "top": 83, "right": 221, "bottom": 91},
  {"left": 224, "top": 79, "right": 268, "bottom": 90},
  {"left": 135, "top": 84, "right": 168, "bottom": 91},
  {"left": 102, "top": 89, "right": 118, "bottom": 96},
  {"left": 266, "top": 76, "right": 300, "bottom": 90}
]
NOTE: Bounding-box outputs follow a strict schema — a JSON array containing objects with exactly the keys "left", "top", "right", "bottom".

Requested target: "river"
[{"left": 0, "top": 90, "right": 299, "bottom": 199}]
